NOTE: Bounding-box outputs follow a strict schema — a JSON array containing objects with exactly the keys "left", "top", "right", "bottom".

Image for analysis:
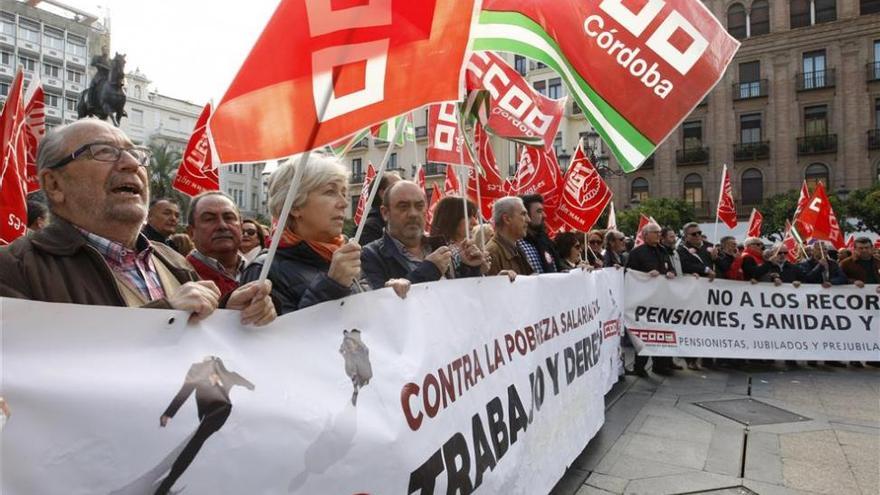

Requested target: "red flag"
[
  {"left": 414, "top": 163, "right": 427, "bottom": 198},
  {"left": 427, "top": 103, "right": 473, "bottom": 166},
  {"left": 465, "top": 122, "right": 505, "bottom": 220},
  {"left": 844, "top": 234, "right": 855, "bottom": 250},
  {"left": 716, "top": 164, "right": 737, "bottom": 228},
  {"left": 796, "top": 182, "right": 845, "bottom": 249},
  {"left": 793, "top": 180, "right": 812, "bottom": 238},
  {"left": 443, "top": 163, "right": 461, "bottom": 196},
  {"left": 22, "top": 78, "right": 45, "bottom": 194},
  {"left": 746, "top": 208, "right": 763, "bottom": 238},
  {"left": 634, "top": 214, "right": 659, "bottom": 247},
  {"left": 173, "top": 103, "right": 220, "bottom": 197},
  {"left": 513, "top": 145, "right": 565, "bottom": 234},
  {"left": 353, "top": 162, "right": 377, "bottom": 226},
  {"left": 209, "top": 1, "right": 475, "bottom": 163},
  {"left": 782, "top": 220, "right": 799, "bottom": 263},
  {"left": 874, "top": 239, "right": 880, "bottom": 249},
  {"left": 425, "top": 186, "right": 441, "bottom": 231},
  {"left": 556, "top": 140, "right": 613, "bottom": 232},
  {"left": 465, "top": 51, "right": 566, "bottom": 148},
  {"left": 0, "top": 70, "right": 29, "bottom": 244}
]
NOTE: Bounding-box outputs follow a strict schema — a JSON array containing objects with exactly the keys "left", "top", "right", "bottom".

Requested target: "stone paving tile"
[
  {"left": 637, "top": 414, "right": 714, "bottom": 445},
  {"left": 744, "top": 431, "right": 784, "bottom": 485},
  {"left": 622, "top": 471, "right": 740, "bottom": 495},
  {"left": 779, "top": 430, "right": 850, "bottom": 467},
  {"left": 584, "top": 473, "right": 627, "bottom": 494},
  {"left": 742, "top": 478, "right": 823, "bottom": 495},
  {"left": 600, "top": 453, "right": 697, "bottom": 480},
  {"left": 781, "top": 457, "right": 861, "bottom": 495},
  {"left": 575, "top": 486, "right": 616, "bottom": 495},
  {"left": 621, "top": 433, "right": 709, "bottom": 470}
]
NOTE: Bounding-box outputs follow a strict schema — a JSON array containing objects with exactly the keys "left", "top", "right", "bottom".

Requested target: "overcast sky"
[{"left": 60, "top": 0, "right": 281, "bottom": 105}]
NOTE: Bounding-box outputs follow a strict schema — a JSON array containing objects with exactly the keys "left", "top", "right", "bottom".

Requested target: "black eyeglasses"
[
  {"left": 50, "top": 142, "right": 152, "bottom": 169},
  {"left": 688, "top": 231, "right": 703, "bottom": 236}
]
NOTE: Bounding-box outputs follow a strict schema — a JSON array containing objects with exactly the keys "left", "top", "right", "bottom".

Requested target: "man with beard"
[
  {"left": 518, "top": 194, "right": 561, "bottom": 273},
  {"left": 186, "top": 192, "right": 247, "bottom": 298},
  {"left": 141, "top": 198, "right": 180, "bottom": 245},
  {"left": 0, "top": 119, "right": 274, "bottom": 325},
  {"left": 360, "top": 172, "right": 401, "bottom": 246},
  {"left": 713, "top": 236, "right": 738, "bottom": 279},
  {"left": 361, "top": 181, "right": 483, "bottom": 289}
]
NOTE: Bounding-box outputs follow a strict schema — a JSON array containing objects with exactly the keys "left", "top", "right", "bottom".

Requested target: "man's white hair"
[
  {"left": 267, "top": 153, "right": 349, "bottom": 220},
  {"left": 492, "top": 196, "right": 524, "bottom": 226}
]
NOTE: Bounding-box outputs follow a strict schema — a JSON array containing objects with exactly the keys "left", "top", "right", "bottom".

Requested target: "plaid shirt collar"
[
  {"left": 77, "top": 227, "right": 153, "bottom": 264},
  {"left": 517, "top": 239, "right": 545, "bottom": 274}
]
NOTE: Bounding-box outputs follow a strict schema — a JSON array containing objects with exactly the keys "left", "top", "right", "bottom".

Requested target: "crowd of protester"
[{"left": 2, "top": 119, "right": 878, "bottom": 375}]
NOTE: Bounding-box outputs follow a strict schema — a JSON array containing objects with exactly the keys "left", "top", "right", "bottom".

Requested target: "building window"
[
  {"left": 390, "top": 152, "right": 397, "bottom": 169},
  {"left": 682, "top": 121, "right": 703, "bottom": 149},
  {"left": 875, "top": 98, "right": 880, "bottom": 127},
  {"left": 0, "top": 51, "right": 11, "bottom": 66},
  {"left": 631, "top": 178, "right": 649, "bottom": 201},
  {"left": 66, "top": 69, "right": 83, "bottom": 84},
  {"left": 66, "top": 36, "right": 86, "bottom": 57},
  {"left": 43, "top": 27, "right": 64, "bottom": 50},
  {"left": 805, "top": 163, "right": 829, "bottom": 190},
  {"left": 741, "top": 168, "right": 764, "bottom": 206},
  {"left": 750, "top": 1, "right": 770, "bottom": 36},
  {"left": 352, "top": 158, "right": 362, "bottom": 177},
  {"left": 65, "top": 98, "right": 77, "bottom": 112},
  {"left": 43, "top": 63, "right": 60, "bottom": 79},
  {"left": 0, "top": 82, "right": 8, "bottom": 96},
  {"left": 740, "top": 113, "right": 762, "bottom": 143},
  {"left": 134, "top": 85, "right": 142, "bottom": 99},
  {"left": 18, "top": 19, "right": 40, "bottom": 43},
  {"left": 863, "top": 0, "right": 880, "bottom": 15},
  {"left": 18, "top": 56, "right": 37, "bottom": 72},
  {"left": 804, "top": 105, "right": 828, "bottom": 136},
  {"left": 553, "top": 132, "right": 563, "bottom": 156},
  {"left": 0, "top": 13, "right": 15, "bottom": 36},
  {"left": 683, "top": 174, "right": 704, "bottom": 206},
  {"left": 802, "top": 50, "right": 827, "bottom": 89},
  {"left": 727, "top": 3, "right": 747, "bottom": 39},
  {"left": 45, "top": 93, "right": 59, "bottom": 108},
  {"left": 548, "top": 78, "right": 562, "bottom": 99},
  {"left": 737, "top": 61, "right": 761, "bottom": 98},
  {"left": 533, "top": 80, "right": 547, "bottom": 96},
  {"left": 514, "top": 55, "right": 527, "bottom": 76},
  {"left": 791, "top": 0, "right": 836, "bottom": 28}
]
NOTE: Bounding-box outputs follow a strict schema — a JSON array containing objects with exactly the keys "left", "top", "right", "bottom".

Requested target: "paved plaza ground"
[{"left": 551, "top": 358, "right": 880, "bottom": 495}]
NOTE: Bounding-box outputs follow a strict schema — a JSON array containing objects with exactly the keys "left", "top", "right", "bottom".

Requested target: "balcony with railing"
[
  {"left": 797, "top": 134, "right": 837, "bottom": 155},
  {"left": 424, "top": 162, "right": 446, "bottom": 176},
  {"left": 733, "top": 141, "right": 770, "bottom": 161},
  {"left": 351, "top": 171, "right": 365, "bottom": 183},
  {"left": 868, "top": 129, "right": 880, "bottom": 151},
  {"left": 868, "top": 62, "right": 880, "bottom": 83},
  {"left": 639, "top": 154, "right": 655, "bottom": 170},
  {"left": 732, "top": 79, "right": 768, "bottom": 100},
  {"left": 415, "top": 125, "right": 427, "bottom": 139},
  {"left": 676, "top": 146, "right": 710, "bottom": 166},
  {"left": 796, "top": 69, "right": 835, "bottom": 91}
]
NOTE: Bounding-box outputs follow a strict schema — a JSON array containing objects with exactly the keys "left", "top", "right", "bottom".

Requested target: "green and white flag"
[{"left": 371, "top": 115, "right": 415, "bottom": 147}]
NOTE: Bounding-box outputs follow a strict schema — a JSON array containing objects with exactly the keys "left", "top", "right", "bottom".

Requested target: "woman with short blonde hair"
[{"left": 242, "top": 154, "right": 363, "bottom": 314}]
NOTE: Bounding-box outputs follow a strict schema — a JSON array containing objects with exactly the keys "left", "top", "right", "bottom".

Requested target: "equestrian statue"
[{"left": 77, "top": 47, "right": 128, "bottom": 126}]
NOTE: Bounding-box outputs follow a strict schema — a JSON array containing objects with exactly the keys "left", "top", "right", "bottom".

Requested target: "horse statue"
[{"left": 77, "top": 51, "right": 128, "bottom": 126}]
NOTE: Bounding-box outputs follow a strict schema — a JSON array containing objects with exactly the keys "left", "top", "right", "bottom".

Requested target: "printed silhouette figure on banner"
[
  {"left": 340, "top": 329, "right": 372, "bottom": 406},
  {"left": 155, "top": 356, "right": 254, "bottom": 495}
]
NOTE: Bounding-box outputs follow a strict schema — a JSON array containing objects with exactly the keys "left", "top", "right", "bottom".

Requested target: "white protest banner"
[
  {"left": 1, "top": 269, "right": 623, "bottom": 494},
  {"left": 624, "top": 271, "right": 880, "bottom": 360}
]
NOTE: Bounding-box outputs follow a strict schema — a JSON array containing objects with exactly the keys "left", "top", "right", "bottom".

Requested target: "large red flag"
[
  {"left": 746, "top": 208, "right": 763, "bottom": 238},
  {"left": 793, "top": 180, "right": 812, "bottom": 238},
  {"left": 22, "top": 78, "right": 45, "bottom": 194},
  {"left": 173, "top": 103, "right": 220, "bottom": 197},
  {"left": 353, "top": 162, "right": 377, "bottom": 225},
  {"left": 716, "top": 164, "right": 737, "bottom": 228},
  {"left": 556, "top": 140, "right": 613, "bottom": 232},
  {"left": 844, "top": 234, "right": 855, "bottom": 250},
  {"left": 513, "top": 144, "right": 565, "bottom": 234},
  {"left": 465, "top": 51, "right": 566, "bottom": 148},
  {"left": 475, "top": 0, "right": 739, "bottom": 172},
  {"left": 465, "top": 122, "right": 505, "bottom": 220},
  {"left": 796, "top": 182, "right": 845, "bottom": 249},
  {"left": 425, "top": 186, "right": 441, "bottom": 231},
  {"left": 0, "top": 70, "right": 29, "bottom": 244},
  {"left": 427, "top": 103, "right": 473, "bottom": 167},
  {"left": 414, "top": 163, "right": 427, "bottom": 198},
  {"left": 209, "top": 1, "right": 476, "bottom": 163},
  {"left": 443, "top": 162, "right": 461, "bottom": 196},
  {"left": 634, "top": 214, "right": 656, "bottom": 247}
]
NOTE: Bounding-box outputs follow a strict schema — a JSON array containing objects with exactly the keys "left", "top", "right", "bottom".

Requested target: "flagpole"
[
  {"left": 409, "top": 111, "right": 420, "bottom": 177},
  {"left": 352, "top": 120, "right": 408, "bottom": 245},
  {"left": 713, "top": 163, "right": 727, "bottom": 244},
  {"left": 458, "top": 118, "right": 487, "bottom": 250},
  {"left": 455, "top": 106, "right": 471, "bottom": 242}
]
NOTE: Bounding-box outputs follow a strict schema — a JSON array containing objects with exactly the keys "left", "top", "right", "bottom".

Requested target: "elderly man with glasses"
[{"left": 0, "top": 119, "right": 275, "bottom": 326}]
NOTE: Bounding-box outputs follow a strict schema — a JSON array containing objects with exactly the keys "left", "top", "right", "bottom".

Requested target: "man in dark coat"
[
  {"left": 518, "top": 194, "right": 561, "bottom": 273},
  {"left": 359, "top": 172, "right": 401, "bottom": 246}
]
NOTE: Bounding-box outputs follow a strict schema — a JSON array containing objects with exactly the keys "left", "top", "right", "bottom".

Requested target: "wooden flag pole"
[
  {"left": 455, "top": 106, "right": 471, "bottom": 242},
  {"left": 352, "top": 119, "right": 407, "bottom": 245}
]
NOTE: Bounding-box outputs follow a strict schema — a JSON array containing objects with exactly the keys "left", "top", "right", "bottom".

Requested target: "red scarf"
[{"left": 278, "top": 230, "right": 344, "bottom": 263}]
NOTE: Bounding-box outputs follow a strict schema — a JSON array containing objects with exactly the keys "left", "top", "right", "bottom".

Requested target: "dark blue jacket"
[
  {"left": 361, "top": 232, "right": 480, "bottom": 289},
  {"left": 798, "top": 258, "right": 849, "bottom": 285},
  {"left": 242, "top": 243, "right": 357, "bottom": 315}
]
